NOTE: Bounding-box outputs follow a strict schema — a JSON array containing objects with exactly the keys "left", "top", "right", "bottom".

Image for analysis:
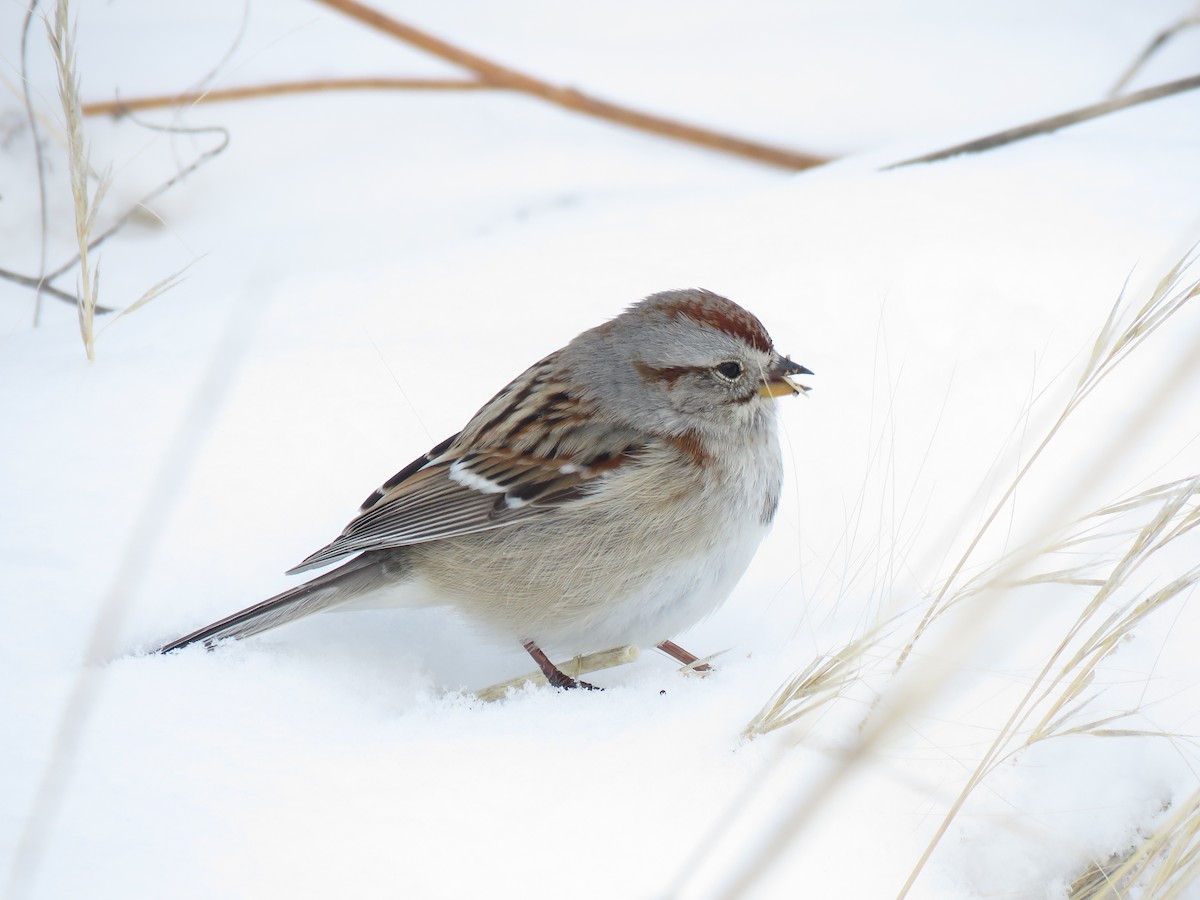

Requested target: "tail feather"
[{"left": 158, "top": 549, "right": 407, "bottom": 653}]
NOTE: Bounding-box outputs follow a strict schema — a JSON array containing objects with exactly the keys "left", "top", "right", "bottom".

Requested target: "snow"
[{"left": 3, "top": 1, "right": 1200, "bottom": 897}]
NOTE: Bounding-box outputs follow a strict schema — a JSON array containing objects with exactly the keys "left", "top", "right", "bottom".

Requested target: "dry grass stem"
[
  {"left": 98, "top": 263, "right": 198, "bottom": 336},
  {"left": 0, "top": 265, "right": 105, "bottom": 311},
  {"left": 889, "top": 74, "right": 1200, "bottom": 169},
  {"left": 14, "top": 9, "right": 229, "bottom": 342},
  {"left": 78, "top": 3, "right": 1199, "bottom": 188},
  {"left": 742, "top": 625, "right": 891, "bottom": 739},
  {"left": 700, "top": 641, "right": 962, "bottom": 900},
  {"left": 1026, "top": 487, "right": 1200, "bottom": 744},
  {"left": 720, "top": 249, "right": 1200, "bottom": 900},
  {"left": 896, "top": 247, "right": 1200, "bottom": 671},
  {"left": 1109, "top": 9, "right": 1200, "bottom": 97},
  {"left": 20, "top": 0, "right": 49, "bottom": 325},
  {"left": 82, "top": 77, "right": 491, "bottom": 118},
  {"left": 42, "top": 119, "right": 229, "bottom": 287},
  {"left": 1070, "top": 786, "right": 1200, "bottom": 899},
  {"left": 47, "top": 0, "right": 106, "bottom": 359},
  {"left": 891, "top": 257, "right": 1200, "bottom": 896},
  {"left": 43, "top": 0, "right": 214, "bottom": 356},
  {"left": 473, "top": 645, "right": 640, "bottom": 701},
  {"left": 311, "top": 0, "right": 827, "bottom": 171}
]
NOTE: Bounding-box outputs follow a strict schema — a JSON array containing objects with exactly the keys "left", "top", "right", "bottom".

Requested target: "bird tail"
[{"left": 158, "top": 549, "right": 408, "bottom": 653}]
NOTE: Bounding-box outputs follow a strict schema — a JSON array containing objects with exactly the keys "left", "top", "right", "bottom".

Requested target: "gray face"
[{"left": 560, "top": 289, "right": 797, "bottom": 438}]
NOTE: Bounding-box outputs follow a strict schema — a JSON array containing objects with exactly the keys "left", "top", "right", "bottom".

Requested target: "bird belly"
[{"left": 404, "top": 451, "right": 777, "bottom": 654}]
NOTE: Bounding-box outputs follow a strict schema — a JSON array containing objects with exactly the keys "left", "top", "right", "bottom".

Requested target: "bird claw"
[{"left": 546, "top": 669, "right": 602, "bottom": 691}]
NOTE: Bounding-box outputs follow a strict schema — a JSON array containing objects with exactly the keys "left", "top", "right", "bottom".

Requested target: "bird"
[{"left": 159, "top": 288, "right": 811, "bottom": 690}]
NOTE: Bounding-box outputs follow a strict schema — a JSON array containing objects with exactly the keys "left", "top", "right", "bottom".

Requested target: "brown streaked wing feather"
[
  {"left": 358, "top": 432, "right": 459, "bottom": 512},
  {"left": 287, "top": 433, "right": 646, "bottom": 575},
  {"left": 288, "top": 356, "right": 649, "bottom": 575}
]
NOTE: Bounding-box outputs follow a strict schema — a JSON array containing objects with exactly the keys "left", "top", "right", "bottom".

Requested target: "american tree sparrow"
[{"left": 160, "top": 289, "right": 810, "bottom": 689}]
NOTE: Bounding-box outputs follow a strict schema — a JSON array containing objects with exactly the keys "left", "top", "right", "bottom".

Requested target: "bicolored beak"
[{"left": 758, "top": 356, "right": 813, "bottom": 398}]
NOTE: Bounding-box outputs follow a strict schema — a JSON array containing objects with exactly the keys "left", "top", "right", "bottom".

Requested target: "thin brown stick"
[
  {"left": 43, "top": 120, "right": 228, "bottom": 284},
  {"left": 0, "top": 266, "right": 109, "bottom": 312},
  {"left": 20, "top": 0, "right": 48, "bottom": 325},
  {"left": 475, "top": 645, "right": 639, "bottom": 701},
  {"left": 3, "top": 120, "right": 225, "bottom": 318},
  {"left": 311, "top": 0, "right": 827, "bottom": 171},
  {"left": 888, "top": 73, "right": 1200, "bottom": 169},
  {"left": 82, "top": 77, "right": 490, "bottom": 117},
  {"left": 657, "top": 639, "right": 713, "bottom": 672},
  {"left": 1109, "top": 13, "right": 1200, "bottom": 97}
]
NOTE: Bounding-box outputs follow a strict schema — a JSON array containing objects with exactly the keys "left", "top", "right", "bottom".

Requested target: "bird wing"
[{"left": 286, "top": 427, "right": 645, "bottom": 574}]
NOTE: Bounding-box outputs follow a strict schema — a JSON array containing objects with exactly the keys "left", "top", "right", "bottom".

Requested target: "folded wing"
[{"left": 287, "top": 428, "right": 644, "bottom": 574}]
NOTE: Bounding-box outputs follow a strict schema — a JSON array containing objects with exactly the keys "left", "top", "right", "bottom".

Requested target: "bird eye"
[{"left": 715, "top": 361, "right": 743, "bottom": 381}]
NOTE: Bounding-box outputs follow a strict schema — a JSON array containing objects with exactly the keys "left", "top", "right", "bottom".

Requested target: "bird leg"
[
  {"left": 522, "top": 641, "right": 600, "bottom": 690},
  {"left": 656, "top": 639, "right": 713, "bottom": 673}
]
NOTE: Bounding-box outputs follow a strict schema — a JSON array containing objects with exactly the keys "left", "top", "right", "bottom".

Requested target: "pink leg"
[
  {"left": 523, "top": 641, "right": 600, "bottom": 690},
  {"left": 657, "top": 639, "right": 713, "bottom": 672}
]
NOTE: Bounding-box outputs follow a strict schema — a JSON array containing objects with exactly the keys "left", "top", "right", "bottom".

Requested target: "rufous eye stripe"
[{"left": 633, "top": 362, "right": 704, "bottom": 385}]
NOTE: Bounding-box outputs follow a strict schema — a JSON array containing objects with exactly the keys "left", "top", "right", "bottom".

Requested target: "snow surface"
[{"left": 3, "top": 1, "right": 1200, "bottom": 898}]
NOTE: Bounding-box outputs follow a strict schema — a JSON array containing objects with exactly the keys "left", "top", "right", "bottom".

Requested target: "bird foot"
[{"left": 524, "top": 641, "right": 603, "bottom": 691}]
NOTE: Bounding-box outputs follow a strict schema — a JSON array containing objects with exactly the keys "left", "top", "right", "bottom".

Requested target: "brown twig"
[
  {"left": 888, "top": 73, "right": 1200, "bottom": 169},
  {"left": 0, "top": 267, "right": 108, "bottom": 312},
  {"left": 42, "top": 120, "right": 229, "bottom": 284},
  {"left": 1109, "top": 12, "right": 1200, "bottom": 97},
  {"left": 310, "top": 0, "right": 826, "bottom": 171},
  {"left": 3, "top": 119, "right": 225, "bottom": 317},
  {"left": 82, "top": 77, "right": 490, "bottom": 117},
  {"left": 20, "top": 0, "right": 49, "bottom": 325}
]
